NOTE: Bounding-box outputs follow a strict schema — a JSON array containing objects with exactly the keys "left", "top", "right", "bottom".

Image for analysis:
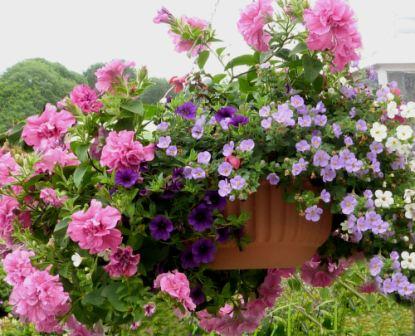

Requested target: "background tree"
[
  {"left": 0, "top": 58, "right": 85, "bottom": 131},
  {"left": 83, "top": 62, "right": 105, "bottom": 87}
]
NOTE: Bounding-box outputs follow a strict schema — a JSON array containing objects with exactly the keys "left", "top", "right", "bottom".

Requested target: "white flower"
[
  {"left": 159, "top": 97, "right": 167, "bottom": 104},
  {"left": 385, "top": 137, "right": 401, "bottom": 152},
  {"left": 370, "top": 122, "right": 387, "bottom": 142},
  {"left": 201, "top": 77, "right": 212, "bottom": 86},
  {"left": 339, "top": 77, "right": 348, "bottom": 85},
  {"left": 401, "top": 102, "right": 415, "bottom": 118},
  {"left": 401, "top": 251, "right": 415, "bottom": 270},
  {"left": 387, "top": 92, "right": 395, "bottom": 101},
  {"left": 387, "top": 101, "right": 399, "bottom": 119},
  {"left": 396, "top": 125, "right": 413, "bottom": 141},
  {"left": 71, "top": 253, "right": 83, "bottom": 267},
  {"left": 410, "top": 160, "right": 415, "bottom": 172},
  {"left": 374, "top": 190, "right": 394, "bottom": 208},
  {"left": 328, "top": 88, "right": 336, "bottom": 95},
  {"left": 404, "top": 189, "right": 415, "bottom": 204},
  {"left": 405, "top": 204, "right": 415, "bottom": 219}
]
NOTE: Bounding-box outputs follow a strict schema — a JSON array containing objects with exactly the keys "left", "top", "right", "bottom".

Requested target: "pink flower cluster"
[
  {"left": 154, "top": 270, "right": 196, "bottom": 311},
  {"left": 237, "top": 0, "right": 274, "bottom": 52},
  {"left": 300, "top": 255, "right": 351, "bottom": 287},
  {"left": 22, "top": 103, "right": 75, "bottom": 151},
  {"left": 40, "top": 188, "right": 67, "bottom": 207},
  {"left": 35, "top": 147, "right": 79, "bottom": 175},
  {"left": 95, "top": 59, "right": 135, "bottom": 93},
  {"left": 0, "top": 195, "right": 19, "bottom": 244},
  {"left": 70, "top": 84, "right": 103, "bottom": 114},
  {"left": 0, "top": 151, "right": 20, "bottom": 187},
  {"left": 67, "top": 200, "right": 122, "bottom": 254},
  {"left": 65, "top": 315, "right": 103, "bottom": 336},
  {"left": 198, "top": 269, "right": 293, "bottom": 336},
  {"left": 304, "top": 0, "right": 362, "bottom": 71},
  {"left": 3, "top": 249, "right": 70, "bottom": 333},
  {"left": 100, "top": 130, "right": 155, "bottom": 171},
  {"left": 104, "top": 246, "right": 140, "bottom": 278}
]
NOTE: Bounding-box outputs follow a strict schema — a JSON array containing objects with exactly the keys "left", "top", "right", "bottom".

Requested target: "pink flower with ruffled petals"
[
  {"left": 237, "top": 0, "right": 274, "bottom": 52},
  {"left": 104, "top": 246, "right": 140, "bottom": 278},
  {"left": 9, "top": 269, "right": 70, "bottom": 333},
  {"left": 0, "top": 151, "right": 20, "bottom": 187},
  {"left": 2, "top": 249, "right": 35, "bottom": 286},
  {"left": 154, "top": 270, "right": 196, "bottom": 311},
  {"left": 68, "top": 200, "right": 122, "bottom": 254},
  {"left": 0, "top": 195, "right": 19, "bottom": 244},
  {"left": 100, "top": 130, "right": 155, "bottom": 171},
  {"left": 22, "top": 104, "right": 75, "bottom": 151},
  {"left": 95, "top": 60, "right": 135, "bottom": 93},
  {"left": 169, "top": 75, "right": 187, "bottom": 93},
  {"left": 35, "top": 147, "right": 80, "bottom": 174},
  {"left": 65, "top": 315, "right": 103, "bottom": 336},
  {"left": 70, "top": 84, "right": 103, "bottom": 114},
  {"left": 40, "top": 188, "right": 67, "bottom": 207},
  {"left": 168, "top": 17, "right": 209, "bottom": 56},
  {"left": 303, "top": 0, "right": 362, "bottom": 71}
]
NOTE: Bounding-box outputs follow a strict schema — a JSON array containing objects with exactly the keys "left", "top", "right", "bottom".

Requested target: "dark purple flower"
[
  {"left": 190, "top": 286, "right": 206, "bottom": 306},
  {"left": 192, "top": 238, "right": 216, "bottom": 264},
  {"left": 180, "top": 247, "right": 199, "bottom": 269},
  {"left": 203, "top": 190, "right": 226, "bottom": 211},
  {"left": 172, "top": 167, "right": 184, "bottom": 179},
  {"left": 149, "top": 215, "right": 174, "bottom": 240},
  {"left": 188, "top": 204, "right": 214, "bottom": 232},
  {"left": 229, "top": 114, "right": 249, "bottom": 127},
  {"left": 215, "top": 106, "right": 237, "bottom": 122},
  {"left": 175, "top": 101, "right": 197, "bottom": 120},
  {"left": 216, "top": 227, "right": 231, "bottom": 243},
  {"left": 115, "top": 168, "right": 140, "bottom": 188}
]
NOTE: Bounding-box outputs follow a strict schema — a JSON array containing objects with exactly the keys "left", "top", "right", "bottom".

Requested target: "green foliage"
[
  {"left": 0, "top": 58, "right": 85, "bottom": 131},
  {"left": 140, "top": 77, "right": 171, "bottom": 104}
]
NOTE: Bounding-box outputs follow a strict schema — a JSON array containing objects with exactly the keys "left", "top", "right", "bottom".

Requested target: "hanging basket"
[{"left": 210, "top": 182, "right": 332, "bottom": 270}]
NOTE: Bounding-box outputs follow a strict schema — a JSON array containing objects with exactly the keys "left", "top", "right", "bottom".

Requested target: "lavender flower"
[
  {"left": 192, "top": 238, "right": 216, "bottom": 264},
  {"left": 267, "top": 173, "right": 280, "bottom": 185},
  {"left": 314, "top": 101, "right": 326, "bottom": 113},
  {"left": 261, "top": 117, "right": 272, "bottom": 129},
  {"left": 218, "top": 162, "right": 233, "bottom": 177},
  {"left": 298, "top": 115, "right": 312, "bottom": 128},
  {"left": 157, "top": 136, "right": 171, "bottom": 149},
  {"left": 305, "top": 205, "right": 323, "bottom": 222},
  {"left": 166, "top": 146, "right": 177, "bottom": 156},
  {"left": 230, "top": 175, "right": 246, "bottom": 190},
  {"left": 330, "top": 155, "right": 344, "bottom": 170},
  {"left": 188, "top": 204, "right": 214, "bottom": 232},
  {"left": 320, "top": 189, "right": 331, "bottom": 203},
  {"left": 156, "top": 122, "right": 169, "bottom": 131},
  {"left": 273, "top": 103, "right": 295, "bottom": 126},
  {"left": 356, "top": 119, "right": 367, "bottom": 132},
  {"left": 344, "top": 136, "right": 354, "bottom": 147},
  {"left": 290, "top": 95, "right": 304, "bottom": 108},
  {"left": 223, "top": 141, "right": 234, "bottom": 157},
  {"left": 296, "top": 140, "right": 310, "bottom": 152},
  {"left": 149, "top": 215, "right": 174, "bottom": 240},
  {"left": 237, "top": 139, "right": 255, "bottom": 152},
  {"left": 321, "top": 167, "right": 336, "bottom": 182},
  {"left": 191, "top": 167, "right": 206, "bottom": 179},
  {"left": 197, "top": 151, "right": 211, "bottom": 165},
  {"left": 259, "top": 106, "right": 271, "bottom": 117},
  {"left": 313, "top": 150, "right": 330, "bottom": 168},
  {"left": 332, "top": 123, "right": 342, "bottom": 138},
  {"left": 191, "top": 124, "right": 204, "bottom": 139},
  {"left": 218, "top": 179, "right": 232, "bottom": 197},
  {"left": 292, "top": 158, "right": 308, "bottom": 176},
  {"left": 369, "top": 256, "right": 383, "bottom": 276},
  {"left": 175, "top": 101, "right": 197, "bottom": 120},
  {"left": 314, "top": 114, "right": 327, "bottom": 126},
  {"left": 311, "top": 136, "right": 321, "bottom": 148},
  {"left": 340, "top": 195, "right": 357, "bottom": 215}
]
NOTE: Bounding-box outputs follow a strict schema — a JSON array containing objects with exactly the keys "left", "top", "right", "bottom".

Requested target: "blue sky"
[{"left": 1, "top": 0, "right": 415, "bottom": 78}]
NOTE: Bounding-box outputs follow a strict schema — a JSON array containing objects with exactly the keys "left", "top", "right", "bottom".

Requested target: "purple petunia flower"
[
  {"left": 223, "top": 141, "right": 234, "bottom": 157},
  {"left": 230, "top": 114, "right": 249, "bottom": 127},
  {"left": 313, "top": 150, "right": 330, "bottom": 168},
  {"left": 216, "top": 227, "right": 231, "bottom": 243},
  {"left": 166, "top": 146, "right": 177, "bottom": 157},
  {"left": 237, "top": 139, "right": 255, "bottom": 152},
  {"left": 188, "top": 204, "right": 214, "bottom": 232},
  {"left": 180, "top": 248, "right": 198, "bottom": 269},
  {"left": 157, "top": 136, "right": 171, "bottom": 149},
  {"left": 149, "top": 215, "right": 174, "bottom": 240},
  {"left": 320, "top": 189, "right": 331, "bottom": 203},
  {"left": 215, "top": 106, "right": 237, "bottom": 122},
  {"left": 305, "top": 205, "right": 323, "bottom": 222},
  {"left": 267, "top": 173, "right": 280, "bottom": 185},
  {"left": 175, "top": 101, "right": 197, "bottom": 120},
  {"left": 340, "top": 195, "right": 357, "bottom": 215},
  {"left": 296, "top": 140, "right": 310, "bottom": 152},
  {"left": 218, "top": 162, "right": 233, "bottom": 177},
  {"left": 218, "top": 179, "right": 232, "bottom": 197},
  {"left": 190, "top": 286, "right": 206, "bottom": 306},
  {"left": 197, "top": 151, "right": 211, "bottom": 165},
  {"left": 311, "top": 136, "right": 321, "bottom": 148},
  {"left": 115, "top": 168, "right": 140, "bottom": 188},
  {"left": 230, "top": 175, "right": 246, "bottom": 190},
  {"left": 203, "top": 190, "right": 226, "bottom": 211},
  {"left": 356, "top": 119, "right": 367, "bottom": 132},
  {"left": 192, "top": 238, "right": 216, "bottom": 264},
  {"left": 292, "top": 158, "right": 308, "bottom": 176}
]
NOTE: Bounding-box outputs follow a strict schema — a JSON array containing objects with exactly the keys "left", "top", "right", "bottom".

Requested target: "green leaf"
[
  {"left": 302, "top": 55, "right": 323, "bottom": 83},
  {"left": 120, "top": 100, "right": 144, "bottom": 116},
  {"left": 73, "top": 164, "right": 88, "bottom": 188},
  {"left": 216, "top": 47, "right": 226, "bottom": 56},
  {"left": 102, "top": 284, "right": 129, "bottom": 312},
  {"left": 83, "top": 289, "right": 105, "bottom": 306},
  {"left": 289, "top": 42, "right": 308, "bottom": 56},
  {"left": 71, "top": 142, "right": 89, "bottom": 162},
  {"left": 225, "top": 54, "right": 257, "bottom": 70},
  {"left": 238, "top": 77, "right": 253, "bottom": 93},
  {"left": 197, "top": 50, "right": 210, "bottom": 69},
  {"left": 212, "top": 74, "right": 227, "bottom": 84},
  {"left": 54, "top": 217, "right": 69, "bottom": 233}
]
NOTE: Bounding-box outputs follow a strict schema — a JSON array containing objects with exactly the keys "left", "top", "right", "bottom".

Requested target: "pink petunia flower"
[
  {"left": 104, "top": 246, "right": 140, "bottom": 278},
  {"left": 70, "top": 84, "right": 103, "bottom": 114},
  {"left": 100, "top": 130, "right": 155, "bottom": 171},
  {"left": 95, "top": 60, "right": 135, "bottom": 93},
  {"left": 169, "top": 75, "right": 187, "bottom": 93},
  {"left": 40, "top": 188, "right": 67, "bottom": 207},
  {"left": 2, "top": 249, "right": 35, "bottom": 286},
  {"left": 0, "top": 151, "right": 21, "bottom": 187},
  {"left": 237, "top": 0, "right": 274, "bottom": 52},
  {"left": 22, "top": 104, "right": 75, "bottom": 151},
  {"left": 154, "top": 270, "right": 196, "bottom": 311},
  {"left": 9, "top": 268, "right": 70, "bottom": 333},
  {"left": 35, "top": 147, "right": 80, "bottom": 174},
  {"left": 303, "top": 0, "right": 362, "bottom": 71},
  {"left": 153, "top": 7, "right": 172, "bottom": 24},
  {"left": 0, "top": 195, "right": 19, "bottom": 244},
  {"left": 65, "top": 315, "right": 103, "bottom": 336},
  {"left": 67, "top": 200, "right": 122, "bottom": 254}
]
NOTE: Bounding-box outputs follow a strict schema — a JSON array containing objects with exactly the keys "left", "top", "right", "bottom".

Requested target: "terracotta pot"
[{"left": 210, "top": 182, "right": 332, "bottom": 270}]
